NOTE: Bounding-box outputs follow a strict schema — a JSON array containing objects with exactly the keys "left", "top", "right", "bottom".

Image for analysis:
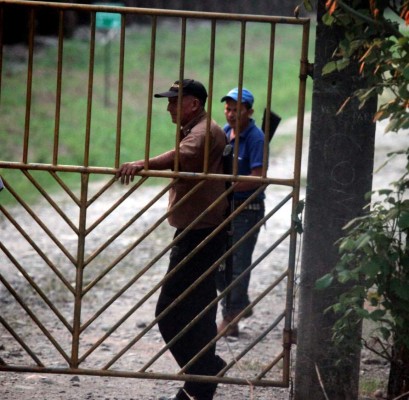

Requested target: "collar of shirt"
[
  {"left": 225, "top": 118, "right": 256, "bottom": 141},
  {"left": 181, "top": 110, "right": 207, "bottom": 137}
]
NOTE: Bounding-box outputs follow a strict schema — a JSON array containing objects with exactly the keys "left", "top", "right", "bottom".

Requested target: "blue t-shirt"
[{"left": 224, "top": 119, "right": 266, "bottom": 201}]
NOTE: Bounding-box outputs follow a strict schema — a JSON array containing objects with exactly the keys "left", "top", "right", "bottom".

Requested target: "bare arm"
[{"left": 233, "top": 167, "right": 263, "bottom": 192}]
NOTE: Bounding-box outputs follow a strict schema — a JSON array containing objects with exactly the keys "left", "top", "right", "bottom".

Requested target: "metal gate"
[{"left": 0, "top": 0, "right": 310, "bottom": 395}]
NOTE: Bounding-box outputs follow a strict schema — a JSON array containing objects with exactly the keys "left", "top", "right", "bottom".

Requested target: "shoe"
[
  {"left": 158, "top": 388, "right": 195, "bottom": 400},
  {"left": 158, "top": 394, "right": 199, "bottom": 400},
  {"left": 217, "top": 317, "right": 239, "bottom": 337},
  {"left": 159, "top": 397, "right": 196, "bottom": 400},
  {"left": 160, "top": 359, "right": 226, "bottom": 400},
  {"left": 217, "top": 307, "right": 253, "bottom": 337},
  {"left": 242, "top": 307, "right": 253, "bottom": 318}
]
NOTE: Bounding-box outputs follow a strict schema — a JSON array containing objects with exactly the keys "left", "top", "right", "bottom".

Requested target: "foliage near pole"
[
  {"left": 317, "top": 154, "right": 409, "bottom": 398},
  {"left": 294, "top": 0, "right": 377, "bottom": 398},
  {"left": 301, "top": 0, "right": 409, "bottom": 398},
  {"left": 308, "top": 0, "right": 409, "bottom": 132}
]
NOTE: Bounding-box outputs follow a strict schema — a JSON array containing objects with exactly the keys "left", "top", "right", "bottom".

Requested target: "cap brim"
[
  {"left": 220, "top": 95, "right": 235, "bottom": 102},
  {"left": 221, "top": 95, "right": 253, "bottom": 107},
  {"left": 154, "top": 91, "right": 179, "bottom": 98}
]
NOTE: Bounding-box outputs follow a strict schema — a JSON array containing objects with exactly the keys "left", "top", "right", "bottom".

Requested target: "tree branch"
[{"left": 336, "top": 0, "right": 403, "bottom": 38}]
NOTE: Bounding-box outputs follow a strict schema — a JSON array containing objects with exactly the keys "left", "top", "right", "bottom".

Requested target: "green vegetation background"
[{"left": 1, "top": 20, "right": 313, "bottom": 203}]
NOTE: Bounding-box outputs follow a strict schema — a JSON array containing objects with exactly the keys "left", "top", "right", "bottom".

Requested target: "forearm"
[
  {"left": 147, "top": 150, "right": 175, "bottom": 170},
  {"left": 233, "top": 180, "right": 263, "bottom": 192},
  {"left": 233, "top": 167, "right": 263, "bottom": 192}
]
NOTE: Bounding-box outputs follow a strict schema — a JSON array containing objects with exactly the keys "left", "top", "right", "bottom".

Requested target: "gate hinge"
[
  {"left": 283, "top": 328, "right": 297, "bottom": 348},
  {"left": 300, "top": 60, "right": 314, "bottom": 80}
]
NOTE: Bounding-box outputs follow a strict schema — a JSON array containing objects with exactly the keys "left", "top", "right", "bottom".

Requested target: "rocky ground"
[{"left": 0, "top": 116, "right": 406, "bottom": 399}]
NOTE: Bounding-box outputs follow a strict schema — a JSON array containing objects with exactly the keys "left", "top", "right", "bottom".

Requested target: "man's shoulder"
[
  {"left": 199, "top": 117, "right": 225, "bottom": 137},
  {"left": 193, "top": 114, "right": 223, "bottom": 131},
  {"left": 246, "top": 123, "right": 264, "bottom": 141}
]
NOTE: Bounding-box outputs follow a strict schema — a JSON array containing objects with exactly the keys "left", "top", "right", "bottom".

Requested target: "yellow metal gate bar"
[{"left": 0, "top": 0, "right": 310, "bottom": 392}]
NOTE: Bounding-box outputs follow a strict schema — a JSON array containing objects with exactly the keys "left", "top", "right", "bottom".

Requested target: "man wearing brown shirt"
[{"left": 116, "top": 79, "right": 227, "bottom": 400}]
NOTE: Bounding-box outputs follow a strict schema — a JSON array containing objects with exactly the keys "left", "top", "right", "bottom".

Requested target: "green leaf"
[
  {"left": 390, "top": 280, "right": 409, "bottom": 301},
  {"left": 338, "top": 270, "right": 353, "bottom": 283},
  {"left": 401, "top": 199, "right": 409, "bottom": 209},
  {"left": 357, "top": 87, "right": 377, "bottom": 104},
  {"left": 339, "top": 237, "right": 358, "bottom": 252},
  {"left": 386, "top": 207, "right": 400, "bottom": 221},
  {"left": 369, "top": 309, "right": 386, "bottom": 321},
  {"left": 378, "top": 189, "right": 393, "bottom": 196},
  {"left": 302, "top": 0, "right": 313, "bottom": 12},
  {"left": 397, "top": 36, "right": 409, "bottom": 46},
  {"left": 336, "top": 58, "right": 350, "bottom": 71},
  {"left": 343, "top": 216, "right": 362, "bottom": 230},
  {"left": 348, "top": 39, "right": 365, "bottom": 55},
  {"left": 398, "top": 84, "right": 409, "bottom": 99},
  {"left": 403, "top": 66, "right": 409, "bottom": 80},
  {"left": 355, "top": 308, "right": 370, "bottom": 319},
  {"left": 322, "top": 12, "right": 335, "bottom": 26},
  {"left": 315, "top": 273, "right": 334, "bottom": 290},
  {"left": 385, "top": 118, "right": 402, "bottom": 133},
  {"left": 355, "top": 233, "right": 371, "bottom": 250},
  {"left": 361, "top": 260, "right": 380, "bottom": 278},
  {"left": 398, "top": 211, "right": 409, "bottom": 229},
  {"left": 379, "top": 326, "right": 391, "bottom": 340},
  {"left": 322, "top": 61, "right": 338, "bottom": 75}
]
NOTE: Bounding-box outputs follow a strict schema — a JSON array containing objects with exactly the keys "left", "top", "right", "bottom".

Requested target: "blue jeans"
[{"left": 217, "top": 206, "right": 264, "bottom": 319}]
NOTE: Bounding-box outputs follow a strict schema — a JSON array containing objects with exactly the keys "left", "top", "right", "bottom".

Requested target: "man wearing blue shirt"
[{"left": 217, "top": 87, "right": 265, "bottom": 337}]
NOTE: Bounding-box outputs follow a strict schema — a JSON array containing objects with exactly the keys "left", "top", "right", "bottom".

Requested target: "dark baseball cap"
[{"left": 154, "top": 79, "right": 208, "bottom": 104}]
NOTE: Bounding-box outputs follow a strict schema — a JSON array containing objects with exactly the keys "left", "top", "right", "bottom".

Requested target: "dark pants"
[
  {"left": 217, "top": 207, "right": 264, "bottom": 318},
  {"left": 155, "top": 227, "right": 227, "bottom": 400}
]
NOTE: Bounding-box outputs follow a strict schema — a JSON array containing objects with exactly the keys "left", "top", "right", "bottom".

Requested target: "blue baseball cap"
[{"left": 221, "top": 87, "right": 254, "bottom": 107}]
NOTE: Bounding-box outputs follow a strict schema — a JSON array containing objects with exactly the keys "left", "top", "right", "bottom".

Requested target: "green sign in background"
[{"left": 95, "top": 3, "right": 124, "bottom": 29}]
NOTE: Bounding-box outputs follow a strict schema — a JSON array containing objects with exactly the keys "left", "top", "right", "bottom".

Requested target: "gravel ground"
[{"left": 0, "top": 116, "right": 406, "bottom": 400}]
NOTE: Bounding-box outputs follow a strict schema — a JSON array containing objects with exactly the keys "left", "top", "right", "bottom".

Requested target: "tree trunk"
[
  {"left": 294, "top": 1, "right": 377, "bottom": 399},
  {"left": 388, "top": 342, "right": 409, "bottom": 399}
]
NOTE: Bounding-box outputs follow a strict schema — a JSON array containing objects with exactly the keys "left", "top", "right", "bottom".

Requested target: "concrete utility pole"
[{"left": 294, "top": 1, "right": 377, "bottom": 399}]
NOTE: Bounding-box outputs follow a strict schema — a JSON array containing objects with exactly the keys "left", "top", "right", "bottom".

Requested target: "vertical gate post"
[
  {"left": 294, "top": 1, "right": 377, "bottom": 399},
  {"left": 71, "top": 172, "right": 89, "bottom": 367}
]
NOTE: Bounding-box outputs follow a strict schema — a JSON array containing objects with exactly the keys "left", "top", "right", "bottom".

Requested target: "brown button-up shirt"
[{"left": 168, "top": 111, "right": 228, "bottom": 229}]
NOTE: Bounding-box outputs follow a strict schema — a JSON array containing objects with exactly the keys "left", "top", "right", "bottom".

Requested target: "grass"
[
  {"left": 0, "top": 17, "right": 314, "bottom": 204},
  {"left": 359, "top": 377, "right": 386, "bottom": 398}
]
